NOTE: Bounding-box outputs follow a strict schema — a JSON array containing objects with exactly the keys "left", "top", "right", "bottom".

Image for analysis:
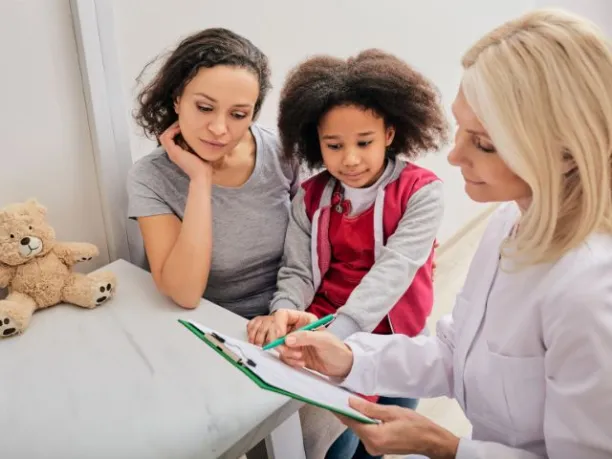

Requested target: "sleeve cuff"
[
  {"left": 269, "top": 298, "right": 299, "bottom": 313},
  {"left": 127, "top": 206, "right": 173, "bottom": 220},
  {"left": 338, "top": 334, "right": 375, "bottom": 394},
  {"left": 327, "top": 313, "right": 361, "bottom": 340},
  {"left": 456, "top": 438, "right": 480, "bottom": 459}
]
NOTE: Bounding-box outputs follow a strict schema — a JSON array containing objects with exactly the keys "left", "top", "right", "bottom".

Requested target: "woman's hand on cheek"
[{"left": 160, "top": 122, "right": 213, "bottom": 183}]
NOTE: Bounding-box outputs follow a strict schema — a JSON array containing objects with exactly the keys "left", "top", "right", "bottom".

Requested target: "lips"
[
  {"left": 342, "top": 171, "right": 366, "bottom": 178},
  {"left": 463, "top": 175, "right": 485, "bottom": 185},
  {"left": 201, "top": 139, "right": 227, "bottom": 148}
]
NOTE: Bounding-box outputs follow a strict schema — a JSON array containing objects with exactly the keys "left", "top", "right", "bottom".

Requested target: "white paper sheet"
[{"left": 186, "top": 320, "right": 376, "bottom": 423}]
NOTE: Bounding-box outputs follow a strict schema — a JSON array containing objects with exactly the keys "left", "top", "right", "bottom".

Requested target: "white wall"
[
  {"left": 0, "top": 0, "right": 109, "bottom": 269},
  {"left": 536, "top": 0, "right": 612, "bottom": 35},
  {"left": 110, "top": 0, "right": 536, "bottom": 245}
]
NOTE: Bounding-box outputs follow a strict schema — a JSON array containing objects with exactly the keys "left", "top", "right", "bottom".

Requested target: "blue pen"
[{"left": 262, "top": 313, "right": 336, "bottom": 351}]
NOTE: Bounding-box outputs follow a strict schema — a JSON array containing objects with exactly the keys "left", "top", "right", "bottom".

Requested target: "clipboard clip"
[{"left": 204, "top": 332, "right": 257, "bottom": 368}]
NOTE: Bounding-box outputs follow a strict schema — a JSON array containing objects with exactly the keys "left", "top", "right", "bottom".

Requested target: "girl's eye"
[
  {"left": 357, "top": 140, "right": 373, "bottom": 148},
  {"left": 326, "top": 144, "right": 342, "bottom": 151}
]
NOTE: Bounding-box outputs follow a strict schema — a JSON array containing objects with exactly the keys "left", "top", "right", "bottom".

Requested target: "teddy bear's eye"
[
  {"left": 10, "top": 234, "right": 14, "bottom": 238},
  {"left": 29, "top": 226, "right": 32, "bottom": 230}
]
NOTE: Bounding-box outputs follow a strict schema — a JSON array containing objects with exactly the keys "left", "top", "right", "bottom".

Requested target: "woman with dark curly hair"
[
  {"left": 126, "top": 28, "right": 299, "bottom": 317},
  {"left": 247, "top": 49, "right": 448, "bottom": 459}
]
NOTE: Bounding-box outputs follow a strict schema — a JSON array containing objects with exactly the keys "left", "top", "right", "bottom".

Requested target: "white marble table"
[{"left": 0, "top": 259, "right": 305, "bottom": 459}]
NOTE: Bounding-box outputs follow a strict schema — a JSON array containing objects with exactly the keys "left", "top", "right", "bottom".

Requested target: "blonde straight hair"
[{"left": 461, "top": 8, "right": 612, "bottom": 265}]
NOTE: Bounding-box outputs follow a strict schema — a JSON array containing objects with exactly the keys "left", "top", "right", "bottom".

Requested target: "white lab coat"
[{"left": 342, "top": 203, "right": 612, "bottom": 459}]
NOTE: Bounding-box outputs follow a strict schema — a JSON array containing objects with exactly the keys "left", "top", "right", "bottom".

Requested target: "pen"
[{"left": 262, "top": 313, "right": 336, "bottom": 351}]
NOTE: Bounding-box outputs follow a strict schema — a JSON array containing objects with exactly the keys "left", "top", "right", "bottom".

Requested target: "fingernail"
[{"left": 286, "top": 336, "right": 296, "bottom": 345}]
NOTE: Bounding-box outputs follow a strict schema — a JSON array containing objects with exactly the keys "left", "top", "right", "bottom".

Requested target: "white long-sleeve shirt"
[{"left": 341, "top": 203, "right": 612, "bottom": 458}]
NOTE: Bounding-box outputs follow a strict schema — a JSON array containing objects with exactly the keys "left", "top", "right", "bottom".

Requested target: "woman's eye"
[
  {"left": 474, "top": 136, "right": 496, "bottom": 153},
  {"left": 197, "top": 105, "right": 213, "bottom": 112},
  {"left": 232, "top": 112, "right": 247, "bottom": 120}
]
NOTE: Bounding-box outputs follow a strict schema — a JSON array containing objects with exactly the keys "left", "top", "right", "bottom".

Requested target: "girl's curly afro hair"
[{"left": 278, "top": 49, "right": 449, "bottom": 169}]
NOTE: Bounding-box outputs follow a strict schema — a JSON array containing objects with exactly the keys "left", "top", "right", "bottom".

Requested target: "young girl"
[{"left": 247, "top": 49, "right": 448, "bottom": 458}]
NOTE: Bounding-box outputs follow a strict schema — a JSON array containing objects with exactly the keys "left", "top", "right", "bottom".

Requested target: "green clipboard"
[{"left": 179, "top": 319, "right": 376, "bottom": 424}]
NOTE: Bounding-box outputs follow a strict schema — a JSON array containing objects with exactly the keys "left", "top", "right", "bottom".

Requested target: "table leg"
[{"left": 263, "top": 411, "right": 305, "bottom": 459}]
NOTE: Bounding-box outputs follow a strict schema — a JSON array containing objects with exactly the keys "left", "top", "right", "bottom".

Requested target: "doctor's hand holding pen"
[{"left": 277, "top": 322, "right": 460, "bottom": 459}]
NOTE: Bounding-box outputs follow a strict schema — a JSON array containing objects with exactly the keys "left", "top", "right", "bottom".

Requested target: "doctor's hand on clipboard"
[
  {"left": 278, "top": 320, "right": 460, "bottom": 458},
  {"left": 336, "top": 397, "right": 459, "bottom": 459}
]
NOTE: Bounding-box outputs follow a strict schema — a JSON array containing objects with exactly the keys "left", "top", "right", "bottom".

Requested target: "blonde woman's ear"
[{"left": 561, "top": 148, "right": 577, "bottom": 175}]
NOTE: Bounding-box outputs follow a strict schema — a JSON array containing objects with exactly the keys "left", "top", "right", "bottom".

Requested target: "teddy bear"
[{"left": 0, "top": 199, "right": 116, "bottom": 338}]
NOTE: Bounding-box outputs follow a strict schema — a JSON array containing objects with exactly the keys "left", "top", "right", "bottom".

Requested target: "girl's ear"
[{"left": 385, "top": 126, "right": 396, "bottom": 147}]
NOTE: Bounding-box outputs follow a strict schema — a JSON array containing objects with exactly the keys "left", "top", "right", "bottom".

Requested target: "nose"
[
  {"left": 208, "top": 115, "right": 228, "bottom": 137},
  {"left": 20, "top": 237, "right": 30, "bottom": 246},
  {"left": 342, "top": 148, "right": 360, "bottom": 167},
  {"left": 447, "top": 145, "right": 461, "bottom": 167},
  {"left": 447, "top": 130, "right": 468, "bottom": 167}
]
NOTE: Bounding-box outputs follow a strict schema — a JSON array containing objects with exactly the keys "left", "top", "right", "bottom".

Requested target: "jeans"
[{"left": 325, "top": 396, "right": 419, "bottom": 459}]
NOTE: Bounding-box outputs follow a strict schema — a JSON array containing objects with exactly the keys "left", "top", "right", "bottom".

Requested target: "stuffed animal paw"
[{"left": 62, "top": 271, "right": 117, "bottom": 309}]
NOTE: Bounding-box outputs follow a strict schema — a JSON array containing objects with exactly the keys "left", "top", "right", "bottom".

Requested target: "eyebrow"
[
  {"left": 193, "top": 92, "right": 253, "bottom": 108},
  {"left": 451, "top": 104, "right": 491, "bottom": 139},
  {"left": 321, "top": 131, "right": 376, "bottom": 140},
  {"left": 466, "top": 129, "right": 491, "bottom": 139}
]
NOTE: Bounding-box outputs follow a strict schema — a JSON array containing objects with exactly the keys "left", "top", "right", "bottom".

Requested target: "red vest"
[
  {"left": 308, "top": 186, "right": 393, "bottom": 334},
  {"left": 302, "top": 161, "right": 437, "bottom": 337}
]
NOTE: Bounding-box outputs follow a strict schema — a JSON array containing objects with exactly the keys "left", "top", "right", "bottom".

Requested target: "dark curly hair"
[
  {"left": 134, "top": 28, "right": 271, "bottom": 141},
  {"left": 278, "top": 49, "right": 449, "bottom": 169}
]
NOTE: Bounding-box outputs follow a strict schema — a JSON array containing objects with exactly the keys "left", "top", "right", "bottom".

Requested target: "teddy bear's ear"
[{"left": 25, "top": 199, "right": 47, "bottom": 218}]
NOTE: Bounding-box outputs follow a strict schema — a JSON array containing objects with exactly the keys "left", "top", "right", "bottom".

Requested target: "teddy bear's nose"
[{"left": 20, "top": 237, "right": 30, "bottom": 246}]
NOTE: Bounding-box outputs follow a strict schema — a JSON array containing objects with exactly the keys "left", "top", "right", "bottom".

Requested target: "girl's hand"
[
  {"left": 271, "top": 309, "right": 318, "bottom": 338},
  {"left": 247, "top": 315, "right": 280, "bottom": 346},
  {"left": 248, "top": 309, "right": 322, "bottom": 347},
  {"left": 160, "top": 122, "right": 212, "bottom": 183}
]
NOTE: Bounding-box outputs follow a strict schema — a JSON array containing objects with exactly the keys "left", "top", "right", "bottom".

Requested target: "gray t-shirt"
[{"left": 126, "top": 124, "right": 299, "bottom": 318}]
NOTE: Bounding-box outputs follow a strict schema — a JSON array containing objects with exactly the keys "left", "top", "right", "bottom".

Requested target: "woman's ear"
[
  {"left": 562, "top": 148, "right": 577, "bottom": 174},
  {"left": 173, "top": 97, "right": 180, "bottom": 115},
  {"left": 385, "top": 126, "right": 396, "bottom": 147}
]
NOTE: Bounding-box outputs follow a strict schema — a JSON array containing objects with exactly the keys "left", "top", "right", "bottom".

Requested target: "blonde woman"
[{"left": 270, "top": 8, "right": 612, "bottom": 458}]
